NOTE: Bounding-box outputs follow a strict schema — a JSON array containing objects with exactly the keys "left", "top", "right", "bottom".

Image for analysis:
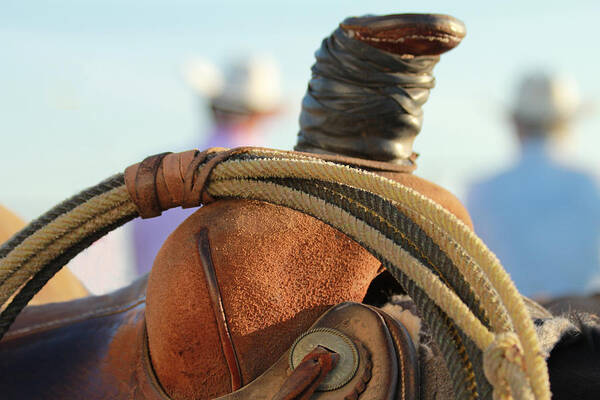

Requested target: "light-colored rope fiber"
[
  {"left": 0, "top": 186, "right": 134, "bottom": 307},
  {"left": 209, "top": 178, "right": 496, "bottom": 349},
  {"left": 399, "top": 206, "right": 513, "bottom": 333},
  {"left": 311, "top": 178, "right": 507, "bottom": 333},
  {"left": 209, "top": 152, "right": 549, "bottom": 399},
  {"left": 0, "top": 149, "right": 550, "bottom": 400},
  {"left": 0, "top": 173, "right": 124, "bottom": 260},
  {"left": 0, "top": 202, "right": 136, "bottom": 309},
  {"left": 0, "top": 186, "right": 131, "bottom": 281},
  {"left": 484, "top": 333, "right": 534, "bottom": 400}
]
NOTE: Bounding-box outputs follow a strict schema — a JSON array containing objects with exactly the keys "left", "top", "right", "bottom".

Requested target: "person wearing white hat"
[
  {"left": 130, "top": 56, "right": 283, "bottom": 276},
  {"left": 184, "top": 55, "right": 282, "bottom": 147},
  {"left": 467, "top": 71, "right": 600, "bottom": 298}
]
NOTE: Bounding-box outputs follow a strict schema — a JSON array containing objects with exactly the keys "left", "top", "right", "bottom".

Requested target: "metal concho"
[{"left": 288, "top": 327, "right": 359, "bottom": 391}]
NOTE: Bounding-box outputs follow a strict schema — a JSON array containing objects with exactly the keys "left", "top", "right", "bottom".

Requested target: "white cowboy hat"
[
  {"left": 184, "top": 55, "right": 282, "bottom": 115},
  {"left": 512, "top": 71, "right": 581, "bottom": 127},
  {"left": 182, "top": 58, "right": 224, "bottom": 99}
]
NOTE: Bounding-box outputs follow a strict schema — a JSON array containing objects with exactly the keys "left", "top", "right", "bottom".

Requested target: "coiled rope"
[{"left": 0, "top": 147, "right": 550, "bottom": 400}]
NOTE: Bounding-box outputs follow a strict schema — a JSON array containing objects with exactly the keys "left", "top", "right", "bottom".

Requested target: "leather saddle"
[
  {"left": 2, "top": 11, "right": 600, "bottom": 400},
  {"left": 0, "top": 277, "right": 421, "bottom": 399},
  {"left": 0, "top": 12, "right": 476, "bottom": 400},
  {"left": 0, "top": 154, "right": 465, "bottom": 397}
]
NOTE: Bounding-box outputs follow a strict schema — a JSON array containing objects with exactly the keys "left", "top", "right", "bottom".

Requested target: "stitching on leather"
[
  {"left": 196, "top": 228, "right": 243, "bottom": 391},
  {"left": 3, "top": 295, "right": 146, "bottom": 339},
  {"left": 356, "top": 33, "right": 454, "bottom": 43},
  {"left": 386, "top": 319, "right": 407, "bottom": 400},
  {"left": 355, "top": 31, "right": 453, "bottom": 44},
  {"left": 141, "top": 323, "right": 172, "bottom": 399}
]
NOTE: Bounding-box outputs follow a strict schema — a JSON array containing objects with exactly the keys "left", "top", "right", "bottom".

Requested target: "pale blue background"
[{"left": 2, "top": 0, "right": 599, "bottom": 219}]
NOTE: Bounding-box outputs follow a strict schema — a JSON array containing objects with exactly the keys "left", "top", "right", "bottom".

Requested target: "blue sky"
[{"left": 2, "top": 0, "right": 599, "bottom": 218}]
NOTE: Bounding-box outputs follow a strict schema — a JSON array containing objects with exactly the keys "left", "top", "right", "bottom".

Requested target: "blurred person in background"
[
  {"left": 467, "top": 72, "right": 600, "bottom": 298},
  {"left": 0, "top": 204, "right": 89, "bottom": 304},
  {"left": 131, "top": 55, "right": 283, "bottom": 276}
]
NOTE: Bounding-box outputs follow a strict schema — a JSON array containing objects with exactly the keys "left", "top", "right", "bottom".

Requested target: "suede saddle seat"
[{"left": 0, "top": 163, "right": 471, "bottom": 399}]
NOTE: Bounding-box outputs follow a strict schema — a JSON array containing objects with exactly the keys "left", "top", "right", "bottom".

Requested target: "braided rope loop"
[
  {"left": 484, "top": 333, "right": 534, "bottom": 400},
  {"left": 210, "top": 151, "right": 550, "bottom": 399},
  {"left": 0, "top": 148, "right": 550, "bottom": 400}
]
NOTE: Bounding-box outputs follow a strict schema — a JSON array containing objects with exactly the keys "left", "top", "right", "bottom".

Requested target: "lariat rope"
[{"left": 0, "top": 147, "right": 550, "bottom": 400}]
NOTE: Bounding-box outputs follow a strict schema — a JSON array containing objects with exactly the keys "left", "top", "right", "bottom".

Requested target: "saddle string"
[{"left": 0, "top": 147, "right": 550, "bottom": 400}]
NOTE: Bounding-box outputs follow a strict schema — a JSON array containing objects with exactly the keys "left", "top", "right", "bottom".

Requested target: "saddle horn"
[{"left": 295, "top": 14, "right": 466, "bottom": 164}]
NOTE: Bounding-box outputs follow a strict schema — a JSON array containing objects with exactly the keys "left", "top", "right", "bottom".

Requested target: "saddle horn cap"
[{"left": 340, "top": 13, "right": 466, "bottom": 56}]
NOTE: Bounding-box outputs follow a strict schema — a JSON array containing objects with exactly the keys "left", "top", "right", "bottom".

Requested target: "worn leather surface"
[
  {"left": 145, "top": 199, "right": 383, "bottom": 399},
  {"left": 0, "top": 282, "right": 418, "bottom": 400},
  {"left": 210, "top": 302, "right": 417, "bottom": 400},
  {"left": 143, "top": 161, "right": 471, "bottom": 400},
  {"left": 0, "top": 277, "right": 158, "bottom": 399},
  {"left": 382, "top": 296, "right": 454, "bottom": 400},
  {"left": 0, "top": 204, "right": 89, "bottom": 305},
  {"left": 376, "top": 307, "right": 420, "bottom": 400}
]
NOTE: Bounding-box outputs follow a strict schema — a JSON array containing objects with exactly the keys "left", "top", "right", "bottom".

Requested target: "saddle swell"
[
  {"left": 0, "top": 164, "right": 471, "bottom": 400},
  {"left": 146, "top": 199, "right": 383, "bottom": 399},
  {"left": 142, "top": 160, "right": 472, "bottom": 399}
]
